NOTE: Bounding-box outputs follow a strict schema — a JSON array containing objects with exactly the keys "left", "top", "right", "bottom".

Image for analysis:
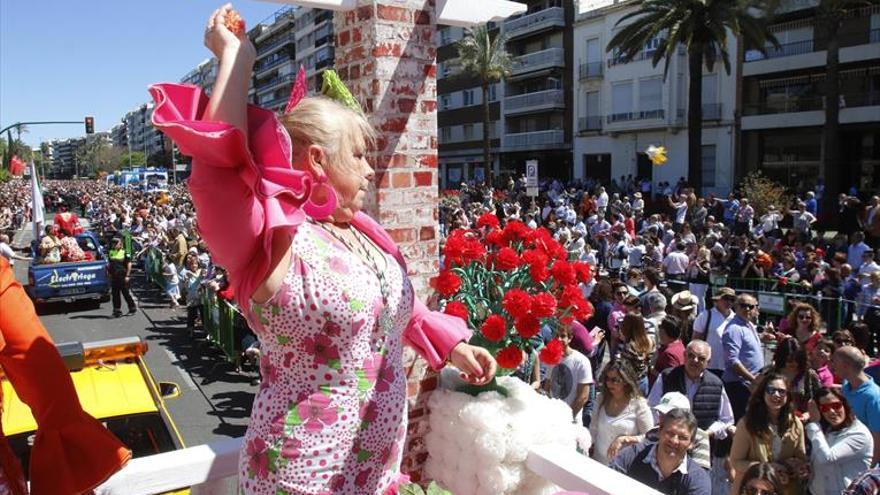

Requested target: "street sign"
[
  {"left": 526, "top": 159, "right": 538, "bottom": 188},
  {"left": 526, "top": 187, "right": 539, "bottom": 197}
]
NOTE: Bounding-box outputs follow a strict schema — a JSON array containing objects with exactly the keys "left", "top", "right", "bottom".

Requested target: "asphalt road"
[{"left": 10, "top": 224, "right": 257, "bottom": 450}]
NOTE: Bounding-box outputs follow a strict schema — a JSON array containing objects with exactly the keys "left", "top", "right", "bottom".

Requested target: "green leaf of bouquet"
[
  {"left": 357, "top": 449, "right": 373, "bottom": 462},
  {"left": 399, "top": 484, "right": 426, "bottom": 495},
  {"left": 426, "top": 481, "right": 453, "bottom": 495}
]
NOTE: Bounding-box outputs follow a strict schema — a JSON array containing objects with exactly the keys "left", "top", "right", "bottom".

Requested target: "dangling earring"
[{"left": 303, "top": 172, "right": 337, "bottom": 219}]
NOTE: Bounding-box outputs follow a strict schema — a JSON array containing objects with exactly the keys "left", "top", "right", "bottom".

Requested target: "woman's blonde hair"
[{"left": 279, "top": 96, "right": 376, "bottom": 173}]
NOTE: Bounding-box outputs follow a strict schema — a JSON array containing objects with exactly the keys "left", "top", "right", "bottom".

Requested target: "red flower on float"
[
  {"left": 502, "top": 289, "right": 531, "bottom": 319},
  {"left": 443, "top": 232, "right": 467, "bottom": 266},
  {"left": 514, "top": 313, "right": 541, "bottom": 339},
  {"left": 550, "top": 259, "right": 576, "bottom": 286},
  {"left": 573, "top": 262, "right": 593, "bottom": 284},
  {"left": 461, "top": 237, "right": 487, "bottom": 265},
  {"left": 494, "top": 247, "right": 522, "bottom": 271},
  {"left": 443, "top": 301, "right": 469, "bottom": 322},
  {"left": 480, "top": 314, "right": 507, "bottom": 342},
  {"left": 485, "top": 229, "right": 504, "bottom": 248},
  {"left": 432, "top": 270, "right": 461, "bottom": 298},
  {"left": 502, "top": 220, "right": 530, "bottom": 245},
  {"left": 476, "top": 212, "right": 500, "bottom": 229},
  {"left": 558, "top": 285, "right": 594, "bottom": 323},
  {"left": 530, "top": 292, "right": 557, "bottom": 318},
  {"left": 539, "top": 339, "right": 565, "bottom": 366},
  {"left": 496, "top": 345, "right": 524, "bottom": 370}
]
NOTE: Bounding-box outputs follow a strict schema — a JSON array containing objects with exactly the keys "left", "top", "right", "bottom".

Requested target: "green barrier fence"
[{"left": 709, "top": 277, "right": 849, "bottom": 331}]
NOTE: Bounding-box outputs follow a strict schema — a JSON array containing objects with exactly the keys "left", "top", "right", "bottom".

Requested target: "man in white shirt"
[
  {"left": 596, "top": 186, "right": 609, "bottom": 216},
  {"left": 545, "top": 325, "right": 593, "bottom": 420},
  {"left": 669, "top": 194, "right": 688, "bottom": 233},
  {"left": 848, "top": 231, "right": 871, "bottom": 270},
  {"left": 0, "top": 234, "right": 31, "bottom": 266},
  {"left": 662, "top": 242, "right": 690, "bottom": 278},
  {"left": 691, "top": 288, "right": 736, "bottom": 373},
  {"left": 858, "top": 249, "right": 880, "bottom": 284}
]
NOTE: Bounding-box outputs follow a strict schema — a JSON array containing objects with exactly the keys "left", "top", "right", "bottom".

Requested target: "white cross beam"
[{"left": 259, "top": 0, "right": 527, "bottom": 27}]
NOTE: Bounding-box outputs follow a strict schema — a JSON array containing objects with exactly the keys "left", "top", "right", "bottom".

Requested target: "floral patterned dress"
[{"left": 241, "top": 221, "right": 412, "bottom": 495}]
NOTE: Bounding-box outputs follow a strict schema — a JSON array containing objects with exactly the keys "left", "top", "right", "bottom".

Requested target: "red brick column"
[{"left": 334, "top": 0, "right": 440, "bottom": 484}]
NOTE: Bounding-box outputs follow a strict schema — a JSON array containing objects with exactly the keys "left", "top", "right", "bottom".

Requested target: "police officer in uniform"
[{"left": 108, "top": 237, "right": 136, "bottom": 317}]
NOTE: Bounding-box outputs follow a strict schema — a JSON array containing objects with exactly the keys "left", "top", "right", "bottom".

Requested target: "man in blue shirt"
[
  {"left": 722, "top": 294, "right": 765, "bottom": 421},
  {"left": 805, "top": 191, "right": 818, "bottom": 217},
  {"left": 834, "top": 345, "right": 880, "bottom": 465},
  {"left": 611, "top": 408, "right": 710, "bottom": 495}
]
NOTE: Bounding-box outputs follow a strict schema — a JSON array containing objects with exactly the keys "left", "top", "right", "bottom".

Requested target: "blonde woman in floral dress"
[{"left": 149, "top": 5, "right": 496, "bottom": 494}]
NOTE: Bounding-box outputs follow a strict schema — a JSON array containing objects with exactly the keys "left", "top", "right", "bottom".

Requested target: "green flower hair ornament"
[{"left": 284, "top": 66, "right": 363, "bottom": 115}]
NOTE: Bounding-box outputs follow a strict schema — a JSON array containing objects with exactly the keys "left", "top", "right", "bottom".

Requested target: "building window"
[
  {"left": 585, "top": 91, "right": 600, "bottom": 117},
  {"left": 702, "top": 144, "right": 716, "bottom": 188},
  {"left": 441, "top": 127, "right": 451, "bottom": 142},
  {"left": 463, "top": 89, "right": 475, "bottom": 106},
  {"left": 440, "top": 95, "right": 451, "bottom": 110},
  {"left": 639, "top": 78, "right": 662, "bottom": 112},
  {"left": 611, "top": 81, "right": 633, "bottom": 117},
  {"left": 488, "top": 84, "right": 497, "bottom": 102},
  {"left": 440, "top": 27, "right": 451, "bottom": 45},
  {"left": 463, "top": 124, "right": 474, "bottom": 140}
]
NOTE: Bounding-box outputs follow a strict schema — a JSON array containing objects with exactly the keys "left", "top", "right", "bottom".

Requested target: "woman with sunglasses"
[
  {"left": 805, "top": 388, "right": 873, "bottom": 495},
  {"left": 730, "top": 373, "right": 807, "bottom": 495},
  {"left": 782, "top": 303, "right": 823, "bottom": 354},
  {"left": 758, "top": 339, "right": 822, "bottom": 417},
  {"left": 589, "top": 361, "right": 654, "bottom": 464},
  {"left": 737, "top": 462, "right": 784, "bottom": 495}
]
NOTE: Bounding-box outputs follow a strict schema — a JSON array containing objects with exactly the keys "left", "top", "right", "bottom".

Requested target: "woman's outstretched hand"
[
  {"left": 204, "top": 4, "right": 255, "bottom": 62},
  {"left": 449, "top": 343, "right": 498, "bottom": 386}
]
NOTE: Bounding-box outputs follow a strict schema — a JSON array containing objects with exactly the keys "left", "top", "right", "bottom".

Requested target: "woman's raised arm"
[{"left": 203, "top": 4, "right": 255, "bottom": 137}]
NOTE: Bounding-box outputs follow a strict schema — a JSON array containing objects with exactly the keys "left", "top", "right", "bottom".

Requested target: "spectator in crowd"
[
  {"left": 651, "top": 315, "right": 686, "bottom": 385},
  {"left": 693, "top": 287, "right": 736, "bottom": 375},
  {"left": 107, "top": 236, "right": 137, "bottom": 318},
  {"left": 844, "top": 465, "right": 880, "bottom": 495},
  {"left": 544, "top": 324, "right": 594, "bottom": 421},
  {"left": 611, "top": 408, "right": 710, "bottom": 495},
  {"left": 833, "top": 345, "right": 880, "bottom": 464},
  {"left": 723, "top": 294, "right": 766, "bottom": 421},
  {"left": 589, "top": 361, "right": 654, "bottom": 464},
  {"left": 809, "top": 338, "right": 836, "bottom": 387},
  {"left": 161, "top": 252, "right": 181, "bottom": 309},
  {"left": 730, "top": 372, "right": 807, "bottom": 495},
  {"left": 780, "top": 302, "right": 823, "bottom": 353},
  {"left": 805, "top": 387, "right": 874, "bottom": 495},
  {"left": 735, "top": 462, "right": 784, "bottom": 495},
  {"left": 641, "top": 392, "right": 712, "bottom": 469},
  {"left": 759, "top": 339, "right": 821, "bottom": 416},
  {"left": 0, "top": 234, "right": 31, "bottom": 266},
  {"left": 179, "top": 252, "right": 205, "bottom": 336},
  {"left": 616, "top": 314, "right": 655, "bottom": 395}
]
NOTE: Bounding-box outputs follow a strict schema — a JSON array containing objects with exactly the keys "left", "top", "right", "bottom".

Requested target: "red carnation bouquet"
[{"left": 432, "top": 214, "right": 594, "bottom": 380}]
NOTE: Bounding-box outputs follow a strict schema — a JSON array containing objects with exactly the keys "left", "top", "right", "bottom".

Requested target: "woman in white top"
[
  {"left": 805, "top": 387, "right": 873, "bottom": 495},
  {"left": 589, "top": 360, "right": 654, "bottom": 464}
]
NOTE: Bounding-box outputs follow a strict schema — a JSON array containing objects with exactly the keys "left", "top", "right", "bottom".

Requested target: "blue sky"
[{"left": 0, "top": 0, "right": 285, "bottom": 147}]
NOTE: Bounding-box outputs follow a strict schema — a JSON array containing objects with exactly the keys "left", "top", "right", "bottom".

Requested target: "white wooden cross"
[{"left": 260, "top": 0, "right": 527, "bottom": 27}]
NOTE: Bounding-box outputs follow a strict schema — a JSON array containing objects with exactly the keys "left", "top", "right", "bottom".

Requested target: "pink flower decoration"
[
  {"left": 259, "top": 355, "right": 277, "bottom": 389},
  {"left": 297, "top": 392, "right": 339, "bottom": 433},
  {"left": 302, "top": 334, "right": 340, "bottom": 366},
  {"left": 280, "top": 436, "right": 301, "bottom": 460},
  {"left": 246, "top": 436, "right": 269, "bottom": 479},
  {"left": 355, "top": 467, "right": 373, "bottom": 488},
  {"left": 328, "top": 256, "right": 349, "bottom": 274},
  {"left": 330, "top": 473, "right": 346, "bottom": 491},
  {"left": 362, "top": 353, "right": 384, "bottom": 384},
  {"left": 376, "top": 360, "right": 396, "bottom": 393},
  {"left": 359, "top": 400, "right": 379, "bottom": 422},
  {"left": 323, "top": 320, "right": 342, "bottom": 336},
  {"left": 269, "top": 412, "right": 286, "bottom": 436}
]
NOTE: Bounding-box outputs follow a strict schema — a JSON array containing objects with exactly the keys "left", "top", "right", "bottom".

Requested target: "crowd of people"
[{"left": 441, "top": 176, "right": 880, "bottom": 495}]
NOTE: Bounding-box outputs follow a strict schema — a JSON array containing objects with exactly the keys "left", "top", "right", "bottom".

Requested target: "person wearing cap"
[
  {"left": 632, "top": 191, "right": 645, "bottom": 215},
  {"left": 641, "top": 392, "right": 712, "bottom": 470},
  {"left": 108, "top": 236, "right": 137, "bottom": 318},
  {"left": 611, "top": 408, "right": 711, "bottom": 495},
  {"left": 693, "top": 288, "right": 736, "bottom": 375},
  {"left": 670, "top": 290, "right": 699, "bottom": 339}
]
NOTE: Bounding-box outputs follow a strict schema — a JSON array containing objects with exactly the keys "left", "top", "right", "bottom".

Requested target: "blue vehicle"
[{"left": 27, "top": 232, "right": 110, "bottom": 305}]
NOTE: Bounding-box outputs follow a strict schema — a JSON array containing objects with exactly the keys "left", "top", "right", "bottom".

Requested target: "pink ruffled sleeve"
[
  {"left": 352, "top": 213, "right": 471, "bottom": 370},
  {"left": 149, "top": 83, "right": 313, "bottom": 310}
]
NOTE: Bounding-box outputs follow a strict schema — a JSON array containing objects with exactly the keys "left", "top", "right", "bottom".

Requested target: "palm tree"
[
  {"left": 816, "top": 0, "right": 869, "bottom": 207},
  {"left": 607, "top": 0, "right": 778, "bottom": 193},
  {"left": 456, "top": 24, "right": 514, "bottom": 184}
]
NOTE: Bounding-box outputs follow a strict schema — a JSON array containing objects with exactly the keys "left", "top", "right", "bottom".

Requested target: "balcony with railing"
[
  {"left": 255, "top": 54, "right": 295, "bottom": 75},
  {"left": 745, "top": 26, "right": 880, "bottom": 63},
  {"left": 745, "top": 39, "right": 814, "bottom": 62},
  {"left": 504, "top": 7, "right": 565, "bottom": 39},
  {"left": 259, "top": 94, "right": 289, "bottom": 109},
  {"left": 578, "top": 116, "right": 602, "bottom": 132},
  {"left": 741, "top": 91, "right": 879, "bottom": 130},
  {"left": 257, "top": 33, "right": 296, "bottom": 56},
  {"left": 504, "top": 89, "right": 565, "bottom": 115},
  {"left": 606, "top": 46, "right": 662, "bottom": 67},
  {"left": 579, "top": 61, "right": 603, "bottom": 80},
  {"left": 255, "top": 73, "right": 297, "bottom": 92},
  {"left": 511, "top": 47, "right": 565, "bottom": 76},
  {"left": 605, "top": 108, "right": 665, "bottom": 124},
  {"left": 504, "top": 129, "right": 565, "bottom": 148}
]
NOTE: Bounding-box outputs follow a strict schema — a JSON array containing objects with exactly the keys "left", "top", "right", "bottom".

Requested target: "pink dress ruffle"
[{"left": 148, "top": 83, "right": 470, "bottom": 371}]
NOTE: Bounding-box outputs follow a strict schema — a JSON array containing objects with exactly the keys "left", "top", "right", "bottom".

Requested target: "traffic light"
[{"left": 84, "top": 116, "right": 94, "bottom": 135}]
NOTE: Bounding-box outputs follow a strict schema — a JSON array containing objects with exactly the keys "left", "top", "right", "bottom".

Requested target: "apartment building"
[
  {"left": 739, "top": 1, "right": 880, "bottom": 194},
  {"left": 436, "top": 0, "right": 574, "bottom": 187},
  {"left": 110, "top": 122, "right": 127, "bottom": 150},
  {"left": 123, "top": 103, "right": 165, "bottom": 159},
  {"left": 50, "top": 137, "right": 85, "bottom": 178},
  {"left": 181, "top": 58, "right": 220, "bottom": 95},
  {"left": 572, "top": 0, "right": 738, "bottom": 195}
]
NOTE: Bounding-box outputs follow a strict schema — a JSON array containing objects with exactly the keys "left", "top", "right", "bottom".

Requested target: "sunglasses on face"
[
  {"left": 606, "top": 375, "right": 623, "bottom": 384},
  {"left": 765, "top": 386, "right": 788, "bottom": 398},
  {"left": 797, "top": 314, "right": 812, "bottom": 320},
  {"left": 819, "top": 401, "right": 844, "bottom": 414},
  {"left": 616, "top": 291, "right": 629, "bottom": 296},
  {"left": 745, "top": 487, "right": 776, "bottom": 495},
  {"left": 739, "top": 303, "right": 758, "bottom": 310},
  {"left": 835, "top": 339, "right": 853, "bottom": 346}
]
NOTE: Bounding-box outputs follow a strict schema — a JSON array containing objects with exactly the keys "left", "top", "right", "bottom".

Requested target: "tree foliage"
[{"left": 737, "top": 171, "right": 791, "bottom": 217}]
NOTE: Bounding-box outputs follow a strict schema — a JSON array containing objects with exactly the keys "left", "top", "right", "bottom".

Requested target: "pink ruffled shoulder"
[{"left": 148, "top": 83, "right": 321, "bottom": 310}]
